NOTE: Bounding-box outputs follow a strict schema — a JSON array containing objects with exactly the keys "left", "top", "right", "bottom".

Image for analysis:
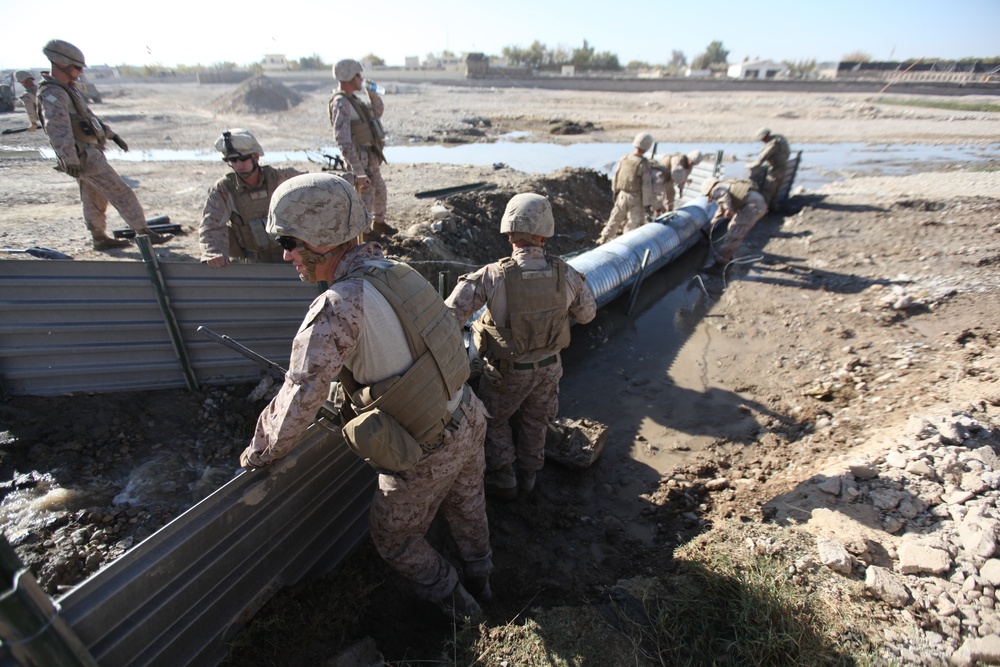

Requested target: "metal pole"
[
  {"left": 0, "top": 536, "right": 99, "bottom": 667},
  {"left": 136, "top": 235, "right": 199, "bottom": 391}
]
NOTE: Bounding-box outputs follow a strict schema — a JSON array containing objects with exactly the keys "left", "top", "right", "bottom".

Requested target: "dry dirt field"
[{"left": 1, "top": 78, "right": 1000, "bottom": 665}]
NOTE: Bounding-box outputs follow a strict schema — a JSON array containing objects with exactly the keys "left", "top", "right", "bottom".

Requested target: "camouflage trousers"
[
  {"left": 477, "top": 359, "right": 562, "bottom": 475},
  {"left": 78, "top": 147, "right": 147, "bottom": 238},
  {"left": 653, "top": 173, "right": 677, "bottom": 212},
  {"left": 712, "top": 190, "right": 768, "bottom": 264},
  {"left": 599, "top": 191, "right": 645, "bottom": 243},
  {"left": 762, "top": 166, "right": 787, "bottom": 208},
  {"left": 357, "top": 148, "right": 387, "bottom": 223},
  {"left": 369, "top": 389, "right": 492, "bottom": 602}
]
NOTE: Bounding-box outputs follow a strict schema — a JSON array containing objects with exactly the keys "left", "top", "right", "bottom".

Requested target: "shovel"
[{"left": 1, "top": 247, "right": 74, "bottom": 260}]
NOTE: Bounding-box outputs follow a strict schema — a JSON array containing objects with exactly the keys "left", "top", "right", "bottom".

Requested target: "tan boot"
[
  {"left": 437, "top": 581, "right": 483, "bottom": 621},
  {"left": 92, "top": 235, "right": 131, "bottom": 251},
  {"left": 484, "top": 464, "right": 517, "bottom": 500},
  {"left": 372, "top": 220, "right": 396, "bottom": 237}
]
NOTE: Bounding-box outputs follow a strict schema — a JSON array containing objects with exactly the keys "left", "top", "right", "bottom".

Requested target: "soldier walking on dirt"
[
  {"left": 15, "top": 71, "right": 39, "bottom": 131},
  {"left": 445, "top": 193, "right": 597, "bottom": 498},
  {"left": 36, "top": 39, "right": 172, "bottom": 251},
  {"left": 747, "top": 127, "right": 790, "bottom": 209},
  {"left": 239, "top": 174, "right": 491, "bottom": 619},
  {"left": 598, "top": 132, "right": 659, "bottom": 243},
  {"left": 329, "top": 58, "right": 394, "bottom": 237},
  {"left": 700, "top": 177, "right": 768, "bottom": 273},
  {"left": 652, "top": 150, "right": 703, "bottom": 212},
  {"left": 199, "top": 129, "right": 304, "bottom": 268}
]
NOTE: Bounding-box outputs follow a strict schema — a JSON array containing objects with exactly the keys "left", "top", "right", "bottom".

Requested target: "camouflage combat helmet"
[
  {"left": 632, "top": 132, "right": 654, "bottom": 152},
  {"left": 267, "top": 173, "right": 369, "bottom": 247},
  {"left": 214, "top": 129, "right": 264, "bottom": 159},
  {"left": 701, "top": 177, "right": 720, "bottom": 196},
  {"left": 755, "top": 127, "right": 771, "bottom": 141},
  {"left": 499, "top": 193, "right": 554, "bottom": 238},
  {"left": 686, "top": 150, "right": 703, "bottom": 165},
  {"left": 42, "top": 39, "right": 86, "bottom": 68},
  {"left": 334, "top": 59, "right": 363, "bottom": 82},
  {"left": 14, "top": 70, "right": 34, "bottom": 83}
]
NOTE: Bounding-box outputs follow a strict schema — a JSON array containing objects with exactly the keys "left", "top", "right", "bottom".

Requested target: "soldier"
[
  {"left": 239, "top": 173, "right": 491, "bottom": 619},
  {"left": 329, "top": 58, "right": 393, "bottom": 237},
  {"left": 700, "top": 177, "right": 768, "bottom": 273},
  {"left": 598, "top": 132, "right": 657, "bottom": 244},
  {"left": 15, "top": 71, "right": 39, "bottom": 131},
  {"left": 747, "top": 127, "right": 790, "bottom": 208},
  {"left": 445, "top": 193, "right": 597, "bottom": 498},
  {"left": 652, "top": 150, "right": 703, "bottom": 212},
  {"left": 36, "top": 39, "right": 171, "bottom": 251},
  {"left": 199, "top": 129, "right": 304, "bottom": 268}
]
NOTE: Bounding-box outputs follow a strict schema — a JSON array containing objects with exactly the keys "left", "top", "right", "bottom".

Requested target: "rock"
[
  {"left": 544, "top": 418, "right": 608, "bottom": 469},
  {"left": 870, "top": 488, "right": 903, "bottom": 511},
  {"left": 430, "top": 204, "right": 451, "bottom": 220},
  {"left": 817, "top": 536, "right": 855, "bottom": 574},
  {"left": 848, "top": 460, "right": 879, "bottom": 479},
  {"left": 959, "top": 518, "right": 999, "bottom": 560},
  {"left": 705, "top": 477, "right": 729, "bottom": 491},
  {"left": 899, "top": 542, "right": 953, "bottom": 575},
  {"left": 817, "top": 477, "right": 842, "bottom": 495},
  {"left": 949, "top": 635, "right": 1000, "bottom": 667},
  {"left": 865, "top": 565, "right": 911, "bottom": 607},
  {"left": 980, "top": 560, "right": 1000, "bottom": 587}
]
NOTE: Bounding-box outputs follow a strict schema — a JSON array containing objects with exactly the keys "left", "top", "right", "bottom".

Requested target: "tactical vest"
[
  {"left": 330, "top": 91, "right": 386, "bottom": 164},
  {"left": 613, "top": 154, "right": 645, "bottom": 194},
  {"left": 474, "top": 255, "right": 571, "bottom": 361},
  {"left": 767, "top": 136, "right": 790, "bottom": 169},
  {"left": 338, "top": 261, "right": 470, "bottom": 445},
  {"left": 37, "top": 78, "right": 106, "bottom": 148},
  {"left": 726, "top": 179, "right": 757, "bottom": 210},
  {"left": 221, "top": 167, "right": 285, "bottom": 262}
]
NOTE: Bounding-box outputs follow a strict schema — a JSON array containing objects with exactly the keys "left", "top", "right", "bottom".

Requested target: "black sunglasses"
[
  {"left": 224, "top": 154, "right": 254, "bottom": 164},
  {"left": 275, "top": 236, "right": 302, "bottom": 251}
]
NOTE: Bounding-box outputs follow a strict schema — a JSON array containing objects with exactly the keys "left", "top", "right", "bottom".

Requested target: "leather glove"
[
  {"left": 481, "top": 360, "right": 504, "bottom": 388},
  {"left": 240, "top": 446, "right": 268, "bottom": 471},
  {"left": 63, "top": 164, "right": 82, "bottom": 179},
  {"left": 112, "top": 135, "right": 129, "bottom": 152}
]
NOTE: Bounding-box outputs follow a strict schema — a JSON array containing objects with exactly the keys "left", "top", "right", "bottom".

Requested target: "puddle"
[{"left": 16, "top": 140, "right": 998, "bottom": 189}]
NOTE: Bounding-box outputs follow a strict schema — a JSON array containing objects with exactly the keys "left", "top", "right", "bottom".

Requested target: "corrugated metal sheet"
[{"left": 0, "top": 261, "right": 322, "bottom": 396}]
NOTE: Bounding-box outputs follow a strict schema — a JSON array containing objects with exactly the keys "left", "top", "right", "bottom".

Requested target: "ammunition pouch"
[{"left": 342, "top": 408, "right": 424, "bottom": 473}]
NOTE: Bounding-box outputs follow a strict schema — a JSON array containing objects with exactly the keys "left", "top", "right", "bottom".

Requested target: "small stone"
[
  {"left": 980, "top": 560, "right": 1000, "bottom": 587},
  {"left": 865, "top": 565, "right": 911, "bottom": 607},
  {"left": 899, "top": 542, "right": 953, "bottom": 575}
]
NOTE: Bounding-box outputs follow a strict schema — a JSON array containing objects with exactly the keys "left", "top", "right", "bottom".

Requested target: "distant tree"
[
  {"left": 569, "top": 40, "right": 621, "bottom": 71},
  {"left": 627, "top": 60, "right": 651, "bottom": 70},
  {"left": 691, "top": 41, "right": 729, "bottom": 69},
  {"left": 843, "top": 50, "right": 873, "bottom": 62},
  {"left": 363, "top": 54, "right": 385, "bottom": 67},
  {"left": 297, "top": 54, "right": 325, "bottom": 70},
  {"left": 670, "top": 50, "right": 687, "bottom": 69},
  {"left": 783, "top": 58, "right": 818, "bottom": 79}
]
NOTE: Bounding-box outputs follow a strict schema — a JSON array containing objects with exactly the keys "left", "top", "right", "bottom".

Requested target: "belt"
[{"left": 511, "top": 355, "right": 558, "bottom": 371}]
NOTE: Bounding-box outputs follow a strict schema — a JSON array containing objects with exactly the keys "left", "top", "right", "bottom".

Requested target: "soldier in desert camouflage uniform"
[
  {"left": 700, "top": 176, "right": 768, "bottom": 273},
  {"left": 15, "top": 71, "right": 39, "bottom": 130},
  {"left": 446, "top": 193, "right": 597, "bottom": 498},
  {"left": 598, "top": 132, "right": 657, "bottom": 243},
  {"left": 652, "top": 150, "right": 703, "bottom": 212},
  {"left": 199, "top": 129, "right": 303, "bottom": 268},
  {"left": 748, "top": 127, "right": 790, "bottom": 208},
  {"left": 329, "top": 58, "right": 393, "bottom": 237},
  {"left": 239, "top": 173, "right": 491, "bottom": 619},
  {"left": 36, "top": 39, "right": 171, "bottom": 251}
]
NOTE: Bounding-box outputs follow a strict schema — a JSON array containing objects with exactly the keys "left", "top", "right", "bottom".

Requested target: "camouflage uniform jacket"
[
  {"left": 37, "top": 74, "right": 118, "bottom": 169},
  {"left": 446, "top": 246, "right": 597, "bottom": 364},
  {"left": 248, "top": 243, "right": 464, "bottom": 464},
  {"left": 330, "top": 89, "right": 384, "bottom": 177},
  {"left": 20, "top": 85, "right": 38, "bottom": 126},
  {"left": 749, "top": 134, "right": 790, "bottom": 172},
  {"left": 198, "top": 165, "right": 302, "bottom": 262}
]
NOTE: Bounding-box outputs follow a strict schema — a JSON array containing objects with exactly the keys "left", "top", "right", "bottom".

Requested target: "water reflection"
[{"left": 29, "top": 140, "right": 999, "bottom": 189}]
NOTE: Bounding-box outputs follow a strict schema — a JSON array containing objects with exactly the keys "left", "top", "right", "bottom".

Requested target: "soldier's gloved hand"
[
  {"left": 355, "top": 174, "right": 372, "bottom": 191},
  {"left": 481, "top": 361, "right": 504, "bottom": 388},
  {"left": 63, "top": 164, "right": 82, "bottom": 179},
  {"left": 205, "top": 256, "right": 230, "bottom": 269},
  {"left": 112, "top": 135, "right": 129, "bottom": 152},
  {"left": 239, "top": 446, "right": 268, "bottom": 471}
]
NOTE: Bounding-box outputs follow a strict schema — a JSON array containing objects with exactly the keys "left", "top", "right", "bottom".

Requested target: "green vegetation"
[
  {"left": 502, "top": 39, "right": 620, "bottom": 71},
  {"left": 878, "top": 97, "right": 1000, "bottom": 113},
  {"left": 691, "top": 41, "right": 730, "bottom": 70}
]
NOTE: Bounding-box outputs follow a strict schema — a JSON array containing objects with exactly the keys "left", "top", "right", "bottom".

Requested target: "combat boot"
[
  {"left": 92, "top": 235, "right": 131, "bottom": 251},
  {"left": 484, "top": 464, "right": 517, "bottom": 500},
  {"left": 437, "top": 581, "right": 483, "bottom": 621},
  {"left": 465, "top": 575, "right": 492, "bottom": 603},
  {"left": 372, "top": 220, "right": 396, "bottom": 237},
  {"left": 520, "top": 468, "right": 537, "bottom": 493}
]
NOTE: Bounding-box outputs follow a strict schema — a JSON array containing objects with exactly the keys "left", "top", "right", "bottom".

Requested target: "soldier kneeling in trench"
[{"left": 239, "top": 173, "right": 492, "bottom": 619}]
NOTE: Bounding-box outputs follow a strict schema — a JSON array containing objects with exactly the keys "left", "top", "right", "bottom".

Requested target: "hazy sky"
[{"left": 1, "top": 0, "right": 997, "bottom": 70}]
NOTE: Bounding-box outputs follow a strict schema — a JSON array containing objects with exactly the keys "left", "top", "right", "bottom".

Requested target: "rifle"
[
  {"left": 197, "top": 326, "right": 287, "bottom": 376},
  {"left": 2, "top": 246, "right": 73, "bottom": 260}
]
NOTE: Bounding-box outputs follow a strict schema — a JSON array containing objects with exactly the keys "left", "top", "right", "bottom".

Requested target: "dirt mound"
[{"left": 212, "top": 75, "right": 303, "bottom": 114}]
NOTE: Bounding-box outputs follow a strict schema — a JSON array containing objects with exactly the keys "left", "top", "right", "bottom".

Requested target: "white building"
[
  {"left": 727, "top": 60, "right": 787, "bottom": 79},
  {"left": 262, "top": 54, "right": 290, "bottom": 71}
]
